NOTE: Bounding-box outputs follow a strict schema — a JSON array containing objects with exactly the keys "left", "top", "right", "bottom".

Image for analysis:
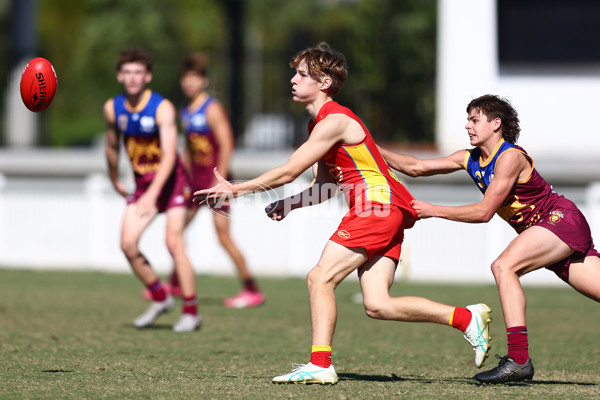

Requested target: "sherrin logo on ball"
[{"left": 20, "top": 57, "right": 58, "bottom": 112}]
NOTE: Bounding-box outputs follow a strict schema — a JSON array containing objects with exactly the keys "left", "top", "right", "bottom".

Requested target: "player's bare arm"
[
  {"left": 207, "top": 101, "right": 234, "bottom": 181},
  {"left": 413, "top": 150, "right": 528, "bottom": 222},
  {"left": 379, "top": 146, "right": 466, "bottom": 177},
  {"left": 182, "top": 143, "right": 193, "bottom": 175},
  {"left": 104, "top": 99, "right": 128, "bottom": 198},
  {"left": 194, "top": 113, "right": 354, "bottom": 201}
]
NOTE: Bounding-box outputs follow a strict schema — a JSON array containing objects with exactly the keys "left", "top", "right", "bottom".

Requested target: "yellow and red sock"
[
  {"left": 310, "top": 345, "right": 332, "bottom": 368},
  {"left": 147, "top": 280, "right": 166, "bottom": 302},
  {"left": 449, "top": 307, "right": 472, "bottom": 332},
  {"left": 507, "top": 326, "right": 529, "bottom": 364},
  {"left": 182, "top": 296, "right": 197, "bottom": 316}
]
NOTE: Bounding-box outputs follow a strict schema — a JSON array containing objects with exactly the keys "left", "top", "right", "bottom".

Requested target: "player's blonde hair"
[{"left": 290, "top": 42, "right": 348, "bottom": 96}]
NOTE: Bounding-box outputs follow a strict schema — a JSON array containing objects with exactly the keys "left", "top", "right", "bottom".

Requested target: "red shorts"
[
  {"left": 537, "top": 198, "right": 600, "bottom": 282},
  {"left": 329, "top": 204, "right": 407, "bottom": 263},
  {"left": 127, "top": 169, "right": 192, "bottom": 213}
]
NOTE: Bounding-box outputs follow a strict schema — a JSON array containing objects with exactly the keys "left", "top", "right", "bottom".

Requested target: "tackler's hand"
[{"left": 410, "top": 199, "right": 434, "bottom": 219}]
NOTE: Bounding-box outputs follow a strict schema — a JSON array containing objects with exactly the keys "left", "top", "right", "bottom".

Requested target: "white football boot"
[
  {"left": 464, "top": 303, "right": 492, "bottom": 368},
  {"left": 173, "top": 313, "right": 202, "bottom": 332},
  {"left": 133, "top": 295, "right": 175, "bottom": 328},
  {"left": 272, "top": 362, "right": 339, "bottom": 384}
]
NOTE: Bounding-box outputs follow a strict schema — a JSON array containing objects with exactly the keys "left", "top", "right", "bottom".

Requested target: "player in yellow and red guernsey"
[
  {"left": 195, "top": 43, "right": 492, "bottom": 384},
  {"left": 104, "top": 47, "right": 201, "bottom": 332},
  {"left": 380, "top": 94, "right": 600, "bottom": 384}
]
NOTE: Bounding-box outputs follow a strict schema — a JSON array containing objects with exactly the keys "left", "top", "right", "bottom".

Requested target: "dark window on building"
[{"left": 498, "top": 0, "right": 600, "bottom": 64}]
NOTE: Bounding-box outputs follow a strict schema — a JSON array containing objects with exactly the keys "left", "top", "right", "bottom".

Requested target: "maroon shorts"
[
  {"left": 330, "top": 204, "right": 407, "bottom": 263},
  {"left": 537, "top": 197, "right": 600, "bottom": 282},
  {"left": 127, "top": 169, "right": 192, "bottom": 213}
]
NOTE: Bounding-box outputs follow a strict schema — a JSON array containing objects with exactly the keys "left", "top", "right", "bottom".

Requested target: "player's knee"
[
  {"left": 306, "top": 267, "right": 320, "bottom": 289},
  {"left": 165, "top": 235, "right": 184, "bottom": 256},
  {"left": 307, "top": 265, "right": 332, "bottom": 289},
  {"left": 491, "top": 258, "right": 509, "bottom": 277},
  {"left": 120, "top": 239, "right": 137, "bottom": 258}
]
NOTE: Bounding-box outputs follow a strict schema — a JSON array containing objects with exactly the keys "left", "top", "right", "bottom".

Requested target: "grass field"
[{"left": 1, "top": 269, "right": 599, "bottom": 399}]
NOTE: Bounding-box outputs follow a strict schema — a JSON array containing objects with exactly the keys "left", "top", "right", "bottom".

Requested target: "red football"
[{"left": 20, "top": 57, "right": 58, "bottom": 112}]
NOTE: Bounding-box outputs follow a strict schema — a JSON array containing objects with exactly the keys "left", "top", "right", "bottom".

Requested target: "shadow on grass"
[
  {"left": 42, "top": 370, "right": 74, "bottom": 373},
  {"left": 472, "top": 380, "right": 597, "bottom": 387},
  {"left": 122, "top": 323, "right": 173, "bottom": 330},
  {"left": 340, "top": 373, "right": 597, "bottom": 387},
  {"left": 339, "top": 373, "right": 472, "bottom": 384}
]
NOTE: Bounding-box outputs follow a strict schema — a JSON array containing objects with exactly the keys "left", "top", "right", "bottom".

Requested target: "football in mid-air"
[{"left": 20, "top": 57, "right": 58, "bottom": 112}]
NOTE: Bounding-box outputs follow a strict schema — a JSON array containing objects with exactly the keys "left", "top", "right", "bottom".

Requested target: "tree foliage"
[
  {"left": 248, "top": 0, "right": 437, "bottom": 143},
  {"left": 1, "top": 0, "right": 436, "bottom": 147}
]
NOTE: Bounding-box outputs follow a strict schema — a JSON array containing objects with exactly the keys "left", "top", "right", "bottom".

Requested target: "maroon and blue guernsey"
[
  {"left": 108, "top": 89, "right": 191, "bottom": 212},
  {"left": 180, "top": 96, "right": 219, "bottom": 190},
  {"left": 110, "top": 89, "right": 187, "bottom": 185},
  {"left": 463, "top": 138, "right": 561, "bottom": 233}
]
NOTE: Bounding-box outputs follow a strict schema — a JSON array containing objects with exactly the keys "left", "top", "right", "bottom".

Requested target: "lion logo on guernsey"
[
  {"left": 337, "top": 230, "right": 350, "bottom": 239},
  {"left": 548, "top": 210, "right": 564, "bottom": 225}
]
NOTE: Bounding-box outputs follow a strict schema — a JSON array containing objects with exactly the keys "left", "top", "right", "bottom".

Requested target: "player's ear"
[
  {"left": 319, "top": 76, "right": 332, "bottom": 91},
  {"left": 493, "top": 117, "right": 502, "bottom": 132},
  {"left": 144, "top": 71, "right": 153, "bottom": 84}
]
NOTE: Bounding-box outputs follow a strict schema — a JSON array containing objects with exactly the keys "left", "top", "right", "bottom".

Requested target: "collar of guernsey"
[
  {"left": 464, "top": 138, "right": 534, "bottom": 194},
  {"left": 309, "top": 101, "right": 417, "bottom": 228}
]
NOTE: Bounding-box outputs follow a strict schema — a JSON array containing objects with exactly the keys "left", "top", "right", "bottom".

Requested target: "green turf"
[{"left": 1, "top": 269, "right": 599, "bottom": 399}]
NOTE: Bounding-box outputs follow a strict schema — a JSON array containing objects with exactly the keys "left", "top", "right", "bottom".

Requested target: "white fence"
[{"left": 0, "top": 148, "right": 597, "bottom": 287}]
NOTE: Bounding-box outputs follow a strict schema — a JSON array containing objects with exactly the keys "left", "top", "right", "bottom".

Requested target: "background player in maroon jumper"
[
  {"left": 195, "top": 43, "right": 492, "bottom": 384},
  {"left": 379, "top": 94, "right": 600, "bottom": 383},
  {"left": 104, "top": 47, "right": 201, "bottom": 332},
  {"left": 143, "top": 53, "right": 265, "bottom": 308}
]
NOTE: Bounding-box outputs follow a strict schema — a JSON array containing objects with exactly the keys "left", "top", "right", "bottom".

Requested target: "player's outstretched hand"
[{"left": 193, "top": 168, "right": 234, "bottom": 205}]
